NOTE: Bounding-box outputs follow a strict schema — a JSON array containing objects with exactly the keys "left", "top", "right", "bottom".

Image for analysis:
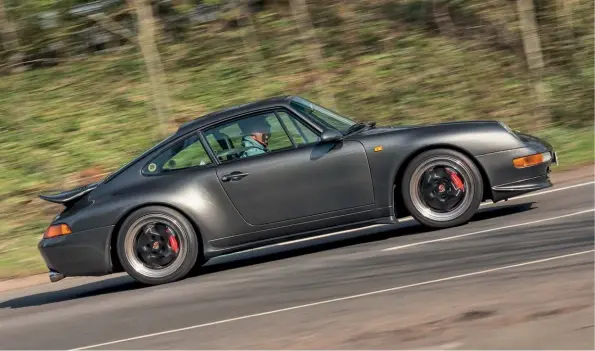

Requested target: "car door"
[{"left": 203, "top": 109, "right": 375, "bottom": 226}]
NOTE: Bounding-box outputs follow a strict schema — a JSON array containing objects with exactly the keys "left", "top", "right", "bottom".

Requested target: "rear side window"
[{"left": 144, "top": 133, "right": 213, "bottom": 174}]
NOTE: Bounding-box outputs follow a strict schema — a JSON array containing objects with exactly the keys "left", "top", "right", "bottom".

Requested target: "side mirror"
[{"left": 319, "top": 129, "right": 343, "bottom": 143}]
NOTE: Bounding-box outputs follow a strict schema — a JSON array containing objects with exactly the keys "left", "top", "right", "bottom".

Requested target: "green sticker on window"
[{"left": 148, "top": 163, "right": 157, "bottom": 172}]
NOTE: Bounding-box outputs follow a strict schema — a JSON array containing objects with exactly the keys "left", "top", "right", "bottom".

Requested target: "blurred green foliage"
[{"left": 0, "top": 0, "right": 593, "bottom": 279}]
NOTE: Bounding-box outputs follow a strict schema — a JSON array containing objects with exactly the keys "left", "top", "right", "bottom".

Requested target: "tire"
[
  {"left": 401, "top": 148, "right": 483, "bottom": 228},
  {"left": 117, "top": 206, "right": 200, "bottom": 285}
]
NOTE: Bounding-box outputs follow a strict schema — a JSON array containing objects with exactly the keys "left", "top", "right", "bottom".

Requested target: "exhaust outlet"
[{"left": 49, "top": 271, "right": 64, "bottom": 283}]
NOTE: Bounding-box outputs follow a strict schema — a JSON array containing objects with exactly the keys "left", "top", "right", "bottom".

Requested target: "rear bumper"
[{"left": 38, "top": 225, "right": 114, "bottom": 279}]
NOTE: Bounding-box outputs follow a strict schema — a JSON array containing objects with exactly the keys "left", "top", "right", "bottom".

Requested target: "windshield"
[{"left": 289, "top": 96, "right": 357, "bottom": 133}]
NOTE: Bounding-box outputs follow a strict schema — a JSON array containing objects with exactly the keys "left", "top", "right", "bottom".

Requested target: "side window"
[
  {"left": 204, "top": 112, "right": 293, "bottom": 162},
  {"left": 276, "top": 110, "right": 320, "bottom": 146},
  {"left": 144, "top": 133, "right": 212, "bottom": 174}
]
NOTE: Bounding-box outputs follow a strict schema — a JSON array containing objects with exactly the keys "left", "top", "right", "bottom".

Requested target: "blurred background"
[{"left": 0, "top": 0, "right": 593, "bottom": 279}]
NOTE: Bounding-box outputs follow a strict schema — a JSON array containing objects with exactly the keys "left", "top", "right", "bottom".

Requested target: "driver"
[{"left": 240, "top": 117, "right": 271, "bottom": 158}]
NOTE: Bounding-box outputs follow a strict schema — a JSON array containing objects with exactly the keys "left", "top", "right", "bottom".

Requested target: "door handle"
[{"left": 221, "top": 171, "right": 249, "bottom": 182}]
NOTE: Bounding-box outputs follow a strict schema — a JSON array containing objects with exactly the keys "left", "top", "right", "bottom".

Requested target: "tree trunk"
[
  {"left": 127, "top": 0, "right": 170, "bottom": 138},
  {"left": 289, "top": 0, "right": 336, "bottom": 110},
  {"left": 555, "top": 0, "right": 574, "bottom": 34},
  {"left": 432, "top": 0, "right": 455, "bottom": 37},
  {"left": 554, "top": 0, "right": 576, "bottom": 66},
  {"left": 237, "top": 0, "right": 265, "bottom": 80},
  {"left": 0, "top": 0, "right": 24, "bottom": 73},
  {"left": 516, "top": 0, "right": 549, "bottom": 124}
]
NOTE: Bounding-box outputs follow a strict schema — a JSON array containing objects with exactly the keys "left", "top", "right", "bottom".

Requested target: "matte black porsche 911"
[{"left": 38, "top": 95, "right": 558, "bottom": 285}]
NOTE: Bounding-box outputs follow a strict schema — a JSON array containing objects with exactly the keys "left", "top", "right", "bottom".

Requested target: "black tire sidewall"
[
  {"left": 116, "top": 206, "right": 199, "bottom": 285},
  {"left": 402, "top": 149, "right": 483, "bottom": 228}
]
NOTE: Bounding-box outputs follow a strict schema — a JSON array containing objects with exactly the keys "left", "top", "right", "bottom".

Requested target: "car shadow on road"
[
  {"left": 0, "top": 201, "right": 535, "bottom": 309},
  {"left": 194, "top": 201, "right": 537, "bottom": 276},
  {"left": 0, "top": 275, "right": 142, "bottom": 309}
]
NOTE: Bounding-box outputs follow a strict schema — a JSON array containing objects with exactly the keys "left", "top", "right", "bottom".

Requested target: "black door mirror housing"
[{"left": 319, "top": 129, "right": 343, "bottom": 143}]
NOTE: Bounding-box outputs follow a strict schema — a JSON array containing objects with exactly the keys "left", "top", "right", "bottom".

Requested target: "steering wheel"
[{"left": 216, "top": 147, "right": 246, "bottom": 160}]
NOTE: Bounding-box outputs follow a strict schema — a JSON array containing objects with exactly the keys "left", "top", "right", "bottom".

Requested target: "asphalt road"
[{"left": 0, "top": 177, "right": 593, "bottom": 350}]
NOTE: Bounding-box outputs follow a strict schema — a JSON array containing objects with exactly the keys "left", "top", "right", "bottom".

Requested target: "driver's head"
[{"left": 244, "top": 118, "right": 271, "bottom": 147}]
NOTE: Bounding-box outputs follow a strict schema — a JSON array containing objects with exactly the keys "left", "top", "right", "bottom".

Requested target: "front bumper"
[
  {"left": 38, "top": 225, "right": 114, "bottom": 279},
  {"left": 478, "top": 134, "right": 556, "bottom": 202},
  {"left": 491, "top": 174, "right": 552, "bottom": 200}
]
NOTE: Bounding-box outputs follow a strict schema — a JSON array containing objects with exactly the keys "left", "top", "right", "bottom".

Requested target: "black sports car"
[{"left": 38, "top": 95, "right": 558, "bottom": 285}]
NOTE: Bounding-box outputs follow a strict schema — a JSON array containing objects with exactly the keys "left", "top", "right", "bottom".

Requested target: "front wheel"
[
  {"left": 117, "top": 206, "right": 200, "bottom": 285},
  {"left": 402, "top": 149, "right": 483, "bottom": 228}
]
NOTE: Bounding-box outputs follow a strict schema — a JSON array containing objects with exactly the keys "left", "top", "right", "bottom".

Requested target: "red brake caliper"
[
  {"left": 168, "top": 235, "right": 179, "bottom": 254},
  {"left": 446, "top": 168, "right": 465, "bottom": 191}
]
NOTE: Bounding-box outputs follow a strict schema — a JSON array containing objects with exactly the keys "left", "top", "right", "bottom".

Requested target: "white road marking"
[
  {"left": 503, "top": 180, "right": 594, "bottom": 200},
  {"left": 276, "top": 224, "right": 387, "bottom": 246},
  {"left": 70, "top": 249, "right": 595, "bottom": 350},
  {"left": 415, "top": 342, "right": 464, "bottom": 350},
  {"left": 382, "top": 208, "right": 594, "bottom": 251}
]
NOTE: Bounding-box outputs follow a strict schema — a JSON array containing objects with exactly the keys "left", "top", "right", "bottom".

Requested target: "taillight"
[{"left": 43, "top": 224, "right": 72, "bottom": 239}]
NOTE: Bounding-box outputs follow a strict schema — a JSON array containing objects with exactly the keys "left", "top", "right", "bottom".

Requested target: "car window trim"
[
  {"left": 214, "top": 143, "right": 296, "bottom": 165},
  {"left": 199, "top": 108, "right": 318, "bottom": 166},
  {"left": 142, "top": 104, "right": 328, "bottom": 172},
  {"left": 110, "top": 102, "right": 330, "bottom": 181},
  {"left": 198, "top": 131, "right": 219, "bottom": 166},
  {"left": 288, "top": 100, "right": 338, "bottom": 131},
  {"left": 286, "top": 113, "right": 310, "bottom": 143},
  {"left": 274, "top": 110, "right": 297, "bottom": 148},
  {"left": 282, "top": 105, "right": 326, "bottom": 134},
  {"left": 289, "top": 96, "right": 357, "bottom": 133},
  {"left": 273, "top": 108, "right": 321, "bottom": 147},
  {"left": 199, "top": 110, "right": 278, "bottom": 165},
  {"left": 216, "top": 105, "right": 324, "bottom": 133}
]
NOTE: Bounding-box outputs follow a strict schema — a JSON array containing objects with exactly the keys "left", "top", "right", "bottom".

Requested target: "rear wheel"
[
  {"left": 402, "top": 149, "right": 483, "bottom": 228},
  {"left": 117, "top": 206, "right": 200, "bottom": 285}
]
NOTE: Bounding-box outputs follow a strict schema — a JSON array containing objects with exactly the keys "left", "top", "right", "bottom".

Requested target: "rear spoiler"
[{"left": 39, "top": 181, "right": 100, "bottom": 205}]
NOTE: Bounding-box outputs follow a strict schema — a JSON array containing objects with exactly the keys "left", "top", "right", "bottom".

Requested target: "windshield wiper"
[
  {"left": 344, "top": 121, "right": 376, "bottom": 136},
  {"left": 345, "top": 122, "right": 366, "bottom": 135}
]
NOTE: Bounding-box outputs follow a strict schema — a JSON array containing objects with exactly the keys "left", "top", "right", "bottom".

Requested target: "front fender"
[{"left": 352, "top": 121, "right": 524, "bottom": 212}]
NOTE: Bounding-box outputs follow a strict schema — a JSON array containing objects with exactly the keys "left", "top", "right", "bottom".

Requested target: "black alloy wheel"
[
  {"left": 402, "top": 149, "right": 483, "bottom": 228},
  {"left": 117, "top": 206, "right": 200, "bottom": 285}
]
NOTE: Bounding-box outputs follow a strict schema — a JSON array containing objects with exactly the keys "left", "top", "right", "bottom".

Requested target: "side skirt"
[{"left": 202, "top": 216, "right": 399, "bottom": 259}]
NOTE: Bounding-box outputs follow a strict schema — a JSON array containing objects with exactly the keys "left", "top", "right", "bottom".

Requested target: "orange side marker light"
[
  {"left": 513, "top": 152, "right": 550, "bottom": 168},
  {"left": 43, "top": 224, "right": 72, "bottom": 239}
]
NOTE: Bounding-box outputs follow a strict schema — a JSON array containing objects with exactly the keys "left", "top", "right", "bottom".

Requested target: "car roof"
[{"left": 176, "top": 95, "right": 294, "bottom": 135}]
